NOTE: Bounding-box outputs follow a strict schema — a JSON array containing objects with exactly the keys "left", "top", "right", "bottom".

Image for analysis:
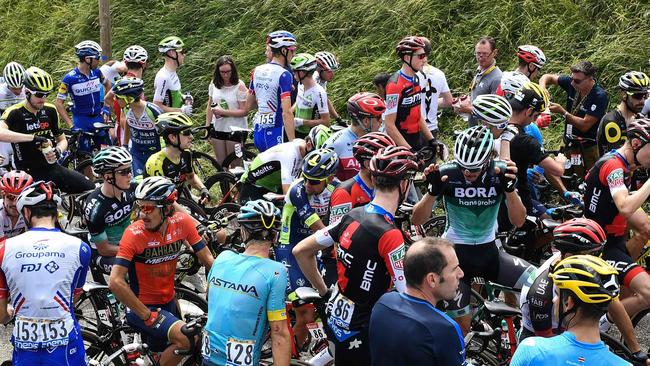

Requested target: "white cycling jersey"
[
  {"left": 0, "top": 83, "right": 24, "bottom": 112},
  {"left": 0, "top": 228, "right": 91, "bottom": 349},
  {"left": 0, "top": 201, "right": 26, "bottom": 238},
  {"left": 153, "top": 66, "right": 183, "bottom": 108},
  {"left": 418, "top": 64, "right": 450, "bottom": 131}
]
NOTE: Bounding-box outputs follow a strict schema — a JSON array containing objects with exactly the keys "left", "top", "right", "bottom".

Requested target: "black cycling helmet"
[
  {"left": 238, "top": 199, "right": 281, "bottom": 242},
  {"left": 302, "top": 148, "right": 339, "bottom": 180},
  {"left": 112, "top": 77, "right": 145, "bottom": 99},
  {"left": 553, "top": 218, "right": 607, "bottom": 255}
]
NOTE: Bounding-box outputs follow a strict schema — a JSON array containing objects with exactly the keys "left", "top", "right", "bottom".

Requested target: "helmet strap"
[
  {"left": 557, "top": 291, "right": 579, "bottom": 330},
  {"left": 280, "top": 48, "right": 290, "bottom": 67},
  {"left": 25, "top": 93, "right": 39, "bottom": 110},
  {"left": 402, "top": 54, "right": 418, "bottom": 74},
  {"left": 169, "top": 133, "right": 182, "bottom": 149},
  {"left": 525, "top": 64, "right": 536, "bottom": 78}
]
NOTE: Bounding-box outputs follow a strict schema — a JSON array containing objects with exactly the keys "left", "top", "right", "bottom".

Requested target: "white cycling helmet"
[
  {"left": 517, "top": 45, "right": 547, "bottom": 69},
  {"left": 92, "top": 146, "right": 133, "bottom": 174},
  {"left": 500, "top": 71, "right": 530, "bottom": 98},
  {"left": 135, "top": 176, "right": 177, "bottom": 204},
  {"left": 16, "top": 180, "right": 62, "bottom": 213},
  {"left": 472, "top": 94, "right": 512, "bottom": 129},
  {"left": 315, "top": 51, "right": 339, "bottom": 71},
  {"left": 454, "top": 125, "right": 494, "bottom": 170},
  {"left": 75, "top": 40, "right": 102, "bottom": 59},
  {"left": 123, "top": 45, "right": 148, "bottom": 64},
  {"left": 3, "top": 62, "right": 25, "bottom": 89},
  {"left": 266, "top": 31, "right": 297, "bottom": 49}
]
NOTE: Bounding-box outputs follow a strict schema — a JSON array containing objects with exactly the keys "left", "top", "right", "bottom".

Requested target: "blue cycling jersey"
[
  {"left": 524, "top": 123, "right": 543, "bottom": 145},
  {"left": 57, "top": 68, "right": 106, "bottom": 122},
  {"left": 510, "top": 332, "right": 630, "bottom": 366},
  {"left": 204, "top": 250, "right": 287, "bottom": 366}
]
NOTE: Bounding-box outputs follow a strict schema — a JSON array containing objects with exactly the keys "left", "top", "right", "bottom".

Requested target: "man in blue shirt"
[{"left": 369, "top": 237, "right": 466, "bottom": 366}]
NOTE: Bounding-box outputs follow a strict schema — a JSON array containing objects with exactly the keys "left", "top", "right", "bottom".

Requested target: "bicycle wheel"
[
  {"left": 192, "top": 150, "right": 223, "bottom": 181},
  {"left": 205, "top": 171, "right": 240, "bottom": 205},
  {"left": 601, "top": 331, "right": 642, "bottom": 365},
  {"left": 177, "top": 196, "right": 209, "bottom": 222},
  {"left": 222, "top": 148, "right": 257, "bottom": 171},
  {"left": 420, "top": 215, "right": 447, "bottom": 238},
  {"left": 631, "top": 308, "right": 650, "bottom": 356},
  {"left": 176, "top": 286, "right": 208, "bottom": 315},
  {"left": 83, "top": 329, "right": 123, "bottom": 365},
  {"left": 209, "top": 203, "right": 242, "bottom": 251},
  {"left": 465, "top": 350, "right": 499, "bottom": 366}
]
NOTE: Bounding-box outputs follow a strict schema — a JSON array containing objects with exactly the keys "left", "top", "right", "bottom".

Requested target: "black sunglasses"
[
  {"left": 630, "top": 92, "right": 649, "bottom": 100},
  {"left": 115, "top": 167, "right": 132, "bottom": 176}
]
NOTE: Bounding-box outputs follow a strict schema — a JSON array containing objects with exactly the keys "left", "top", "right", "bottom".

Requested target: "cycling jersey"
[
  {"left": 249, "top": 62, "right": 293, "bottom": 152},
  {"left": 240, "top": 139, "right": 303, "bottom": 193},
  {"left": 597, "top": 108, "right": 630, "bottom": 156},
  {"left": 204, "top": 250, "right": 287, "bottom": 366},
  {"left": 115, "top": 211, "right": 204, "bottom": 305},
  {"left": 0, "top": 201, "right": 26, "bottom": 239},
  {"left": 0, "top": 228, "right": 90, "bottom": 352},
  {"left": 100, "top": 63, "right": 122, "bottom": 85},
  {"left": 385, "top": 71, "right": 423, "bottom": 149},
  {"left": 323, "top": 127, "right": 359, "bottom": 181},
  {"left": 153, "top": 66, "right": 183, "bottom": 108},
  {"left": 510, "top": 331, "right": 630, "bottom": 366},
  {"left": 520, "top": 252, "right": 561, "bottom": 337},
  {"left": 328, "top": 174, "right": 373, "bottom": 225},
  {"left": 126, "top": 102, "right": 163, "bottom": 175},
  {"left": 145, "top": 149, "right": 194, "bottom": 186},
  {"left": 370, "top": 292, "right": 465, "bottom": 366},
  {"left": 509, "top": 125, "right": 549, "bottom": 215},
  {"left": 0, "top": 83, "right": 24, "bottom": 112},
  {"left": 557, "top": 75, "right": 608, "bottom": 145},
  {"left": 294, "top": 82, "right": 328, "bottom": 135},
  {"left": 83, "top": 187, "right": 135, "bottom": 247},
  {"left": 418, "top": 64, "right": 450, "bottom": 132},
  {"left": 57, "top": 68, "right": 105, "bottom": 127},
  {"left": 276, "top": 179, "right": 334, "bottom": 290}
]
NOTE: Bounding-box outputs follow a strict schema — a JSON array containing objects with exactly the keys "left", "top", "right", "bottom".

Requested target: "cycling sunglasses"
[
  {"left": 628, "top": 92, "right": 649, "bottom": 100},
  {"left": 136, "top": 201, "right": 164, "bottom": 214},
  {"left": 179, "top": 129, "right": 193, "bottom": 136},
  {"left": 302, "top": 173, "right": 327, "bottom": 185},
  {"left": 116, "top": 94, "right": 135, "bottom": 104},
  {"left": 114, "top": 167, "right": 132, "bottom": 176},
  {"left": 463, "top": 166, "right": 483, "bottom": 174},
  {"left": 4, "top": 194, "right": 18, "bottom": 201},
  {"left": 414, "top": 52, "right": 427, "bottom": 60},
  {"left": 27, "top": 89, "right": 49, "bottom": 98}
]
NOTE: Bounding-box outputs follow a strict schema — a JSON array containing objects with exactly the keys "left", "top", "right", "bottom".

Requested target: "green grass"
[{"left": 1, "top": 0, "right": 649, "bottom": 148}]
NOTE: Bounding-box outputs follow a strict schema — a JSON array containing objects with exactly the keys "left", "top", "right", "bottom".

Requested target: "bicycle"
[{"left": 60, "top": 122, "right": 114, "bottom": 180}]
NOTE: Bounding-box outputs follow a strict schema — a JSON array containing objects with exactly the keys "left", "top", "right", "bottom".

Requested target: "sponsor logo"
[
  {"left": 385, "top": 94, "right": 398, "bottom": 111},
  {"left": 330, "top": 204, "right": 351, "bottom": 224},
  {"left": 142, "top": 241, "right": 183, "bottom": 259},
  {"left": 528, "top": 297, "right": 545, "bottom": 307},
  {"left": 44, "top": 261, "right": 59, "bottom": 273},
  {"left": 337, "top": 246, "right": 354, "bottom": 267},
  {"left": 388, "top": 245, "right": 405, "bottom": 270},
  {"left": 33, "top": 241, "right": 48, "bottom": 251},
  {"left": 534, "top": 313, "right": 549, "bottom": 320},
  {"left": 588, "top": 188, "right": 601, "bottom": 213},
  {"left": 360, "top": 260, "right": 377, "bottom": 291},
  {"left": 70, "top": 78, "right": 102, "bottom": 96},
  {"left": 15, "top": 251, "right": 64, "bottom": 259},
  {"left": 106, "top": 205, "right": 131, "bottom": 224},
  {"left": 210, "top": 277, "right": 259, "bottom": 298},
  {"left": 454, "top": 186, "right": 498, "bottom": 198}
]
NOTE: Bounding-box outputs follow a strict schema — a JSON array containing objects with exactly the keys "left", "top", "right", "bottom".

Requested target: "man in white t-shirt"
[
  {"left": 153, "top": 36, "right": 192, "bottom": 115},
  {"left": 418, "top": 37, "right": 454, "bottom": 139}
]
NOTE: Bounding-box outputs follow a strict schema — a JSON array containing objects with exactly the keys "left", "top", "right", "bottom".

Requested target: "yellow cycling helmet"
[
  {"left": 550, "top": 254, "right": 619, "bottom": 306},
  {"left": 24, "top": 66, "right": 54, "bottom": 93},
  {"left": 155, "top": 112, "right": 194, "bottom": 136},
  {"left": 512, "top": 81, "right": 549, "bottom": 112}
]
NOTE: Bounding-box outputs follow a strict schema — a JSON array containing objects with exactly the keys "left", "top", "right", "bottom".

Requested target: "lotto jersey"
[
  {"left": 324, "top": 127, "right": 359, "bottom": 181},
  {"left": 57, "top": 67, "right": 105, "bottom": 116},
  {"left": 0, "top": 228, "right": 90, "bottom": 349},
  {"left": 115, "top": 212, "right": 203, "bottom": 305},
  {"left": 153, "top": 67, "right": 183, "bottom": 108},
  {"left": 204, "top": 250, "right": 287, "bottom": 366},
  {"left": 0, "top": 83, "right": 24, "bottom": 112},
  {"left": 249, "top": 62, "right": 293, "bottom": 130}
]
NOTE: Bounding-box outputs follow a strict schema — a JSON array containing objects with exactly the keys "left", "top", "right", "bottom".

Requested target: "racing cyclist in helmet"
[
  {"left": 154, "top": 36, "right": 192, "bottom": 114},
  {"left": 324, "top": 92, "right": 386, "bottom": 181},
  {"left": 109, "top": 176, "right": 214, "bottom": 366},
  {"left": 314, "top": 51, "right": 342, "bottom": 123},
  {"left": 412, "top": 125, "right": 532, "bottom": 334},
  {"left": 0, "top": 170, "right": 32, "bottom": 238},
  {"left": 145, "top": 112, "right": 210, "bottom": 204},
  {"left": 0, "top": 62, "right": 26, "bottom": 173},
  {"left": 512, "top": 255, "right": 630, "bottom": 366},
  {"left": 290, "top": 53, "right": 330, "bottom": 139},
  {"left": 113, "top": 77, "right": 163, "bottom": 176},
  {"left": 471, "top": 93, "right": 515, "bottom": 158},
  {"left": 204, "top": 200, "right": 291, "bottom": 366},
  {"left": 277, "top": 148, "right": 338, "bottom": 349},
  {"left": 247, "top": 30, "right": 297, "bottom": 151}
]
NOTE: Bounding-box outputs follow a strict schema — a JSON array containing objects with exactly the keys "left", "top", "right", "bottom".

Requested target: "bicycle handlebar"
[{"left": 174, "top": 314, "right": 208, "bottom": 356}]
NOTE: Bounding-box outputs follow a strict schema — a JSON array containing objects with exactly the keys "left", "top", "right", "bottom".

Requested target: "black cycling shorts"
[
  {"left": 26, "top": 164, "right": 95, "bottom": 194},
  {"left": 602, "top": 236, "right": 646, "bottom": 287},
  {"left": 332, "top": 326, "right": 370, "bottom": 366}
]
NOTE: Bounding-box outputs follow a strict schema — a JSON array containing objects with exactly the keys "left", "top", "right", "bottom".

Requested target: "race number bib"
[
  {"left": 570, "top": 154, "right": 583, "bottom": 166},
  {"left": 330, "top": 292, "right": 355, "bottom": 329},
  {"left": 307, "top": 322, "right": 326, "bottom": 341},
  {"left": 254, "top": 112, "right": 276, "bottom": 128},
  {"left": 226, "top": 338, "right": 255, "bottom": 366},
  {"left": 13, "top": 316, "right": 71, "bottom": 348},
  {"left": 201, "top": 331, "right": 211, "bottom": 358}
]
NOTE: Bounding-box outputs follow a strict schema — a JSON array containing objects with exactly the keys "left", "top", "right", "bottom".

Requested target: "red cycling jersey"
[
  {"left": 115, "top": 211, "right": 203, "bottom": 305},
  {"left": 385, "top": 71, "right": 422, "bottom": 142},
  {"left": 328, "top": 174, "right": 373, "bottom": 225}
]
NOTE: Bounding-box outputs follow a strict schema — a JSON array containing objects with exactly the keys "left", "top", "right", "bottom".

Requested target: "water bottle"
[
  {"left": 40, "top": 140, "right": 57, "bottom": 164},
  {"left": 106, "top": 292, "right": 120, "bottom": 317}
]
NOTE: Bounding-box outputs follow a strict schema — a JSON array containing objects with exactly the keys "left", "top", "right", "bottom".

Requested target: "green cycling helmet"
[
  {"left": 306, "top": 125, "right": 332, "bottom": 149},
  {"left": 290, "top": 53, "right": 317, "bottom": 72}
]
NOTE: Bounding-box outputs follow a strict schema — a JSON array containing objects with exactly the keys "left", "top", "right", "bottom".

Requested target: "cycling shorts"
[
  {"left": 602, "top": 236, "right": 646, "bottom": 287},
  {"left": 125, "top": 299, "right": 182, "bottom": 352},
  {"left": 253, "top": 126, "right": 283, "bottom": 152},
  {"left": 331, "top": 326, "right": 370, "bottom": 366},
  {"left": 130, "top": 148, "right": 156, "bottom": 177},
  {"left": 444, "top": 242, "right": 536, "bottom": 317},
  {"left": 12, "top": 330, "right": 86, "bottom": 366},
  {"left": 275, "top": 244, "right": 319, "bottom": 291}
]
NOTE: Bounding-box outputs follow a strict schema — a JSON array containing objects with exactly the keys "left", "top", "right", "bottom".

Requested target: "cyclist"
[
  {"left": 583, "top": 117, "right": 650, "bottom": 322},
  {"left": 239, "top": 125, "right": 330, "bottom": 203},
  {"left": 314, "top": 51, "right": 342, "bottom": 122},
  {"left": 109, "top": 176, "right": 214, "bottom": 366},
  {"left": 154, "top": 36, "right": 192, "bottom": 115},
  {"left": 290, "top": 53, "right": 330, "bottom": 139},
  {"left": 113, "top": 77, "right": 162, "bottom": 176},
  {"left": 83, "top": 146, "right": 134, "bottom": 274},
  {"left": 99, "top": 59, "right": 127, "bottom": 86},
  {"left": 324, "top": 92, "right": 386, "bottom": 181},
  {"left": 369, "top": 237, "right": 465, "bottom": 366},
  {"left": 519, "top": 218, "right": 648, "bottom": 362},
  {"left": 276, "top": 148, "right": 338, "bottom": 348},
  {"left": 411, "top": 125, "right": 534, "bottom": 334},
  {"left": 55, "top": 40, "right": 112, "bottom": 151},
  {"left": 204, "top": 200, "right": 290, "bottom": 366},
  {"left": 470, "top": 93, "right": 514, "bottom": 158},
  {"left": 597, "top": 71, "right": 649, "bottom": 156},
  {"left": 1, "top": 67, "right": 95, "bottom": 193},
  {"left": 418, "top": 37, "right": 454, "bottom": 139},
  {"left": 511, "top": 255, "right": 630, "bottom": 366},
  {"left": 385, "top": 36, "right": 434, "bottom": 150},
  {"left": 145, "top": 112, "right": 210, "bottom": 204},
  {"left": 540, "top": 60, "right": 608, "bottom": 176},
  {"left": 246, "top": 30, "right": 297, "bottom": 151},
  {"left": 0, "top": 170, "right": 32, "bottom": 238},
  {"left": 515, "top": 45, "right": 547, "bottom": 81},
  {"left": 293, "top": 146, "right": 418, "bottom": 366},
  {"left": 328, "top": 132, "right": 396, "bottom": 224},
  {"left": 0, "top": 62, "right": 26, "bottom": 171},
  {"left": 0, "top": 180, "right": 91, "bottom": 365}
]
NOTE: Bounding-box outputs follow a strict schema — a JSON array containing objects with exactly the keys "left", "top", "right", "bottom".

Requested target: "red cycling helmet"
[
  {"left": 553, "top": 218, "right": 607, "bottom": 254},
  {"left": 369, "top": 146, "right": 419, "bottom": 183},
  {"left": 517, "top": 45, "right": 546, "bottom": 69},
  {"left": 347, "top": 92, "right": 386, "bottom": 122},
  {"left": 353, "top": 132, "right": 396, "bottom": 164},
  {"left": 627, "top": 117, "right": 650, "bottom": 146},
  {"left": 396, "top": 36, "right": 425, "bottom": 57},
  {"left": 0, "top": 170, "right": 33, "bottom": 195}
]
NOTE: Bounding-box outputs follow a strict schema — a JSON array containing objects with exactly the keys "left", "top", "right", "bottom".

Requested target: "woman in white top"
[{"left": 205, "top": 55, "right": 249, "bottom": 167}]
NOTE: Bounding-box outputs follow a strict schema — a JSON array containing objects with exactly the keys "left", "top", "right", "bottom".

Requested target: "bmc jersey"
[
  {"left": 204, "top": 250, "right": 287, "bottom": 366},
  {"left": 294, "top": 83, "right": 328, "bottom": 135},
  {"left": 385, "top": 71, "right": 422, "bottom": 137},
  {"left": 324, "top": 127, "right": 360, "bottom": 181},
  {"left": 328, "top": 174, "right": 373, "bottom": 225},
  {"left": 240, "top": 139, "right": 303, "bottom": 192},
  {"left": 0, "top": 229, "right": 90, "bottom": 349},
  {"left": 83, "top": 187, "right": 135, "bottom": 247},
  {"left": 520, "top": 252, "right": 561, "bottom": 336},
  {"left": 597, "top": 109, "right": 631, "bottom": 156},
  {"left": 153, "top": 67, "right": 183, "bottom": 108},
  {"left": 511, "top": 332, "right": 630, "bottom": 366},
  {"left": 249, "top": 62, "right": 293, "bottom": 130},
  {"left": 314, "top": 203, "right": 406, "bottom": 334},
  {"left": 57, "top": 68, "right": 105, "bottom": 116},
  {"left": 2, "top": 102, "right": 62, "bottom": 170},
  {"left": 438, "top": 160, "right": 508, "bottom": 244},
  {"left": 115, "top": 212, "right": 203, "bottom": 305},
  {"left": 0, "top": 83, "right": 24, "bottom": 112},
  {"left": 0, "top": 201, "right": 27, "bottom": 239},
  {"left": 145, "top": 149, "right": 194, "bottom": 186}
]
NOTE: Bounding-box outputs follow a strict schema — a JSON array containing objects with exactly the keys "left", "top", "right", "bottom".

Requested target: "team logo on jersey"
[
  {"left": 388, "top": 245, "right": 405, "bottom": 270},
  {"left": 33, "top": 241, "right": 48, "bottom": 250},
  {"left": 385, "top": 94, "right": 398, "bottom": 112},
  {"left": 330, "top": 203, "right": 351, "bottom": 224},
  {"left": 44, "top": 260, "right": 60, "bottom": 273}
]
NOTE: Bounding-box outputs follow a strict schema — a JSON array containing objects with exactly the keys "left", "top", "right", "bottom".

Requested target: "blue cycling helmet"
[
  {"left": 302, "top": 148, "right": 339, "bottom": 180},
  {"left": 75, "top": 40, "right": 102, "bottom": 59},
  {"left": 238, "top": 200, "right": 281, "bottom": 240},
  {"left": 267, "top": 30, "right": 297, "bottom": 49}
]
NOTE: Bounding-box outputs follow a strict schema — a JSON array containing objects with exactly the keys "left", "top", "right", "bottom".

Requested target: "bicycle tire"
[
  {"left": 420, "top": 215, "right": 447, "bottom": 238},
  {"left": 465, "top": 350, "right": 500, "bottom": 366},
  {"left": 83, "top": 329, "right": 124, "bottom": 365},
  {"left": 177, "top": 196, "right": 209, "bottom": 222},
  {"left": 192, "top": 150, "right": 223, "bottom": 182},
  {"left": 601, "top": 331, "right": 644, "bottom": 365},
  {"left": 221, "top": 148, "right": 257, "bottom": 171},
  {"left": 176, "top": 286, "right": 208, "bottom": 314},
  {"left": 205, "top": 171, "right": 240, "bottom": 204}
]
